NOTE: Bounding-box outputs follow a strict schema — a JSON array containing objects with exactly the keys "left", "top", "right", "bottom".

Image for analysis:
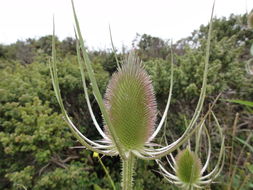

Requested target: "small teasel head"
[
  {"left": 104, "top": 52, "right": 157, "bottom": 151},
  {"left": 157, "top": 111, "right": 225, "bottom": 189},
  {"left": 175, "top": 148, "right": 202, "bottom": 185}
]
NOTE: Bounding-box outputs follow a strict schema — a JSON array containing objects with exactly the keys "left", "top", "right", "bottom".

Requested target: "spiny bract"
[{"left": 104, "top": 53, "right": 157, "bottom": 151}]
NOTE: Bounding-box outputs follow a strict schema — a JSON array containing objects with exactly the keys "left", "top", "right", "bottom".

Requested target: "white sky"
[{"left": 0, "top": 0, "right": 252, "bottom": 49}]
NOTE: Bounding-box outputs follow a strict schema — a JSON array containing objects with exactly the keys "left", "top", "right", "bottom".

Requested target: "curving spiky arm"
[
  {"left": 49, "top": 20, "right": 115, "bottom": 156},
  {"left": 71, "top": 0, "right": 126, "bottom": 159},
  {"left": 75, "top": 31, "right": 109, "bottom": 140},
  {"left": 149, "top": 46, "right": 174, "bottom": 142},
  {"left": 133, "top": 94, "right": 220, "bottom": 160}
]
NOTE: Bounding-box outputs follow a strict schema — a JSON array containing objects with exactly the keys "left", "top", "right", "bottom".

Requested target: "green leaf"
[
  {"left": 93, "top": 184, "right": 104, "bottom": 190},
  {"left": 223, "top": 99, "right": 253, "bottom": 107},
  {"left": 236, "top": 137, "right": 253, "bottom": 153}
]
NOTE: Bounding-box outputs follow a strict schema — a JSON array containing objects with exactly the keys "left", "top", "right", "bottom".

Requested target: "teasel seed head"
[
  {"left": 175, "top": 148, "right": 202, "bottom": 185},
  {"left": 104, "top": 52, "right": 157, "bottom": 151}
]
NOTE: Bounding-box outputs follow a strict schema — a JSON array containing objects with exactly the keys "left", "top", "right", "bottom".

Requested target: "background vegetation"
[{"left": 0, "top": 13, "right": 253, "bottom": 189}]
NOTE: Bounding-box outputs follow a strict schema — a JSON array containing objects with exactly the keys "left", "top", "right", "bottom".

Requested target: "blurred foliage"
[{"left": 0, "top": 13, "right": 253, "bottom": 189}]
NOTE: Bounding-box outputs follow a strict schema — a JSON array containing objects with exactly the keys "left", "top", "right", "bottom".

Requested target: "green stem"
[
  {"left": 97, "top": 155, "right": 116, "bottom": 190},
  {"left": 122, "top": 153, "right": 135, "bottom": 190}
]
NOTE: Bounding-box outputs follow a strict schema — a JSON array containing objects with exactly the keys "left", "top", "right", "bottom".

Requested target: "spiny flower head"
[
  {"left": 175, "top": 148, "right": 202, "bottom": 185},
  {"left": 157, "top": 112, "right": 225, "bottom": 189},
  {"left": 104, "top": 53, "right": 157, "bottom": 151}
]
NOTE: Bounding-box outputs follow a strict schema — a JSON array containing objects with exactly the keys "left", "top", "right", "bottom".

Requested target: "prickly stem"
[{"left": 122, "top": 153, "right": 135, "bottom": 190}]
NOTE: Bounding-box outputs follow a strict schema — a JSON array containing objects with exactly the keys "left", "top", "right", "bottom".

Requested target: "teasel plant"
[
  {"left": 157, "top": 111, "right": 225, "bottom": 189},
  {"left": 49, "top": 0, "right": 216, "bottom": 189}
]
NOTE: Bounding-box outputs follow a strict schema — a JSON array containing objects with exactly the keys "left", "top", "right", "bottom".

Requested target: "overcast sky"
[{"left": 0, "top": 0, "right": 252, "bottom": 49}]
